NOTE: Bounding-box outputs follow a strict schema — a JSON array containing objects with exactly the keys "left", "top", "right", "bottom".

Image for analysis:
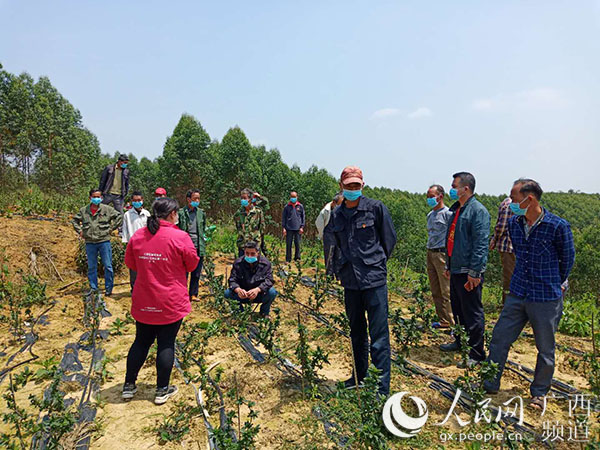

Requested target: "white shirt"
[
  {"left": 122, "top": 207, "right": 150, "bottom": 243},
  {"left": 315, "top": 203, "right": 332, "bottom": 240}
]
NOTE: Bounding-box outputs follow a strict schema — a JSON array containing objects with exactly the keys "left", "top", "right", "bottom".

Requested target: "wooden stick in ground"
[
  {"left": 43, "top": 250, "right": 64, "bottom": 282},
  {"left": 234, "top": 371, "right": 241, "bottom": 438},
  {"left": 401, "top": 256, "right": 410, "bottom": 280},
  {"left": 349, "top": 335, "right": 362, "bottom": 410},
  {"left": 297, "top": 312, "right": 305, "bottom": 399}
]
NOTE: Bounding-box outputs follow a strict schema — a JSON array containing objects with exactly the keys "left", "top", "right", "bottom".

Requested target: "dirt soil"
[{"left": 0, "top": 215, "right": 596, "bottom": 449}]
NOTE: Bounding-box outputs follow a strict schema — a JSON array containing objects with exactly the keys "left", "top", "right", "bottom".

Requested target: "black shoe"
[
  {"left": 440, "top": 341, "right": 460, "bottom": 352},
  {"left": 154, "top": 385, "right": 178, "bottom": 405},
  {"left": 343, "top": 377, "right": 364, "bottom": 389},
  {"left": 122, "top": 382, "right": 137, "bottom": 400}
]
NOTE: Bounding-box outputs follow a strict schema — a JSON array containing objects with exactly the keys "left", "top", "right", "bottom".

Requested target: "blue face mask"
[
  {"left": 290, "top": 198, "right": 297, "bottom": 203},
  {"left": 251, "top": 198, "right": 257, "bottom": 203},
  {"left": 132, "top": 201, "right": 143, "bottom": 209},
  {"left": 427, "top": 197, "right": 439, "bottom": 208},
  {"left": 449, "top": 188, "right": 459, "bottom": 201},
  {"left": 90, "top": 197, "right": 102, "bottom": 205},
  {"left": 241, "top": 199, "right": 249, "bottom": 207},
  {"left": 121, "top": 163, "right": 128, "bottom": 169},
  {"left": 509, "top": 199, "right": 529, "bottom": 216},
  {"left": 244, "top": 256, "right": 258, "bottom": 264},
  {"left": 343, "top": 189, "right": 362, "bottom": 201},
  {"left": 190, "top": 201, "right": 199, "bottom": 208}
]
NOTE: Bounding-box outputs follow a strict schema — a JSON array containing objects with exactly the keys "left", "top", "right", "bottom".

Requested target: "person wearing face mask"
[
  {"left": 122, "top": 191, "right": 151, "bottom": 290},
  {"left": 282, "top": 191, "right": 305, "bottom": 263},
  {"left": 330, "top": 166, "right": 397, "bottom": 396},
  {"left": 234, "top": 188, "right": 265, "bottom": 257},
  {"left": 425, "top": 184, "right": 455, "bottom": 329},
  {"left": 177, "top": 189, "right": 207, "bottom": 301},
  {"left": 225, "top": 241, "right": 277, "bottom": 319},
  {"left": 489, "top": 197, "right": 516, "bottom": 305},
  {"left": 483, "top": 179, "right": 575, "bottom": 410},
  {"left": 122, "top": 197, "right": 200, "bottom": 404},
  {"left": 72, "top": 188, "right": 123, "bottom": 296},
  {"left": 99, "top": 154, "right": 130, "bottom": 219},
  {"left": 440, "top": 172, "right": 490, "bottom": 368}
]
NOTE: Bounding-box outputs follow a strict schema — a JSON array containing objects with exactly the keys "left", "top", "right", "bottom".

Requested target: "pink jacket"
[{"left": 125, "top": 220, "right": 200, "bottom": 325}]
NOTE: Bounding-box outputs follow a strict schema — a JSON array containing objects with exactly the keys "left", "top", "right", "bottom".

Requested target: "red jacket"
[{"left": 125, "top": 220, "right": 200, "bottom": 325}]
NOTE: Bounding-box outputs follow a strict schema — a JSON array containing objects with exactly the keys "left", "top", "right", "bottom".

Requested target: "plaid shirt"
[
  {"left": 490, "top": 197, "right": 514, "bottom": 253},
  {"left": 509, "top": 209, "right": 575, "bottom": 302}
]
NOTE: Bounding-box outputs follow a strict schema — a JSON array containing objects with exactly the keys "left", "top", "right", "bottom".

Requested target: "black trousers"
[
  {"left": 450, "top": 273, "right": 486, "bottom": 361},
  {"left": 125, "top": 319, "right": 182, "bottom": 388},
  {"left": 285, "top": 230, "right": 301, "bottom": 262},
  {"left": 344, "top": 284, "right": 391, "bottom": 396},
  {"left": 187, "top": 256, "right": 204, "bottom": 297},
  {"left": 323, "top": 231, "right": 337, "bottom": 276}
]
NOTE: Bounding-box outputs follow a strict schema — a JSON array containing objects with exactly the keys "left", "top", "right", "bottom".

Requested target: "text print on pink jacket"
[{"left": 125, "top": 220, "right": 200, "bottom": 325}]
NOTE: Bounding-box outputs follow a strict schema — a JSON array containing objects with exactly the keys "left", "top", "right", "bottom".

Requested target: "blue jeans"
[
  {"left": 484, "top": 295, "right": 563, "bottom": 397},
  {"left": 224, "top": 287, "right": 277, "bottom": 316},
  {"left": 344, "top": 284, "right": 391, "bottom": 396},
  {"left": 85, "top": 241, "right": 114, "bottom": 294}
]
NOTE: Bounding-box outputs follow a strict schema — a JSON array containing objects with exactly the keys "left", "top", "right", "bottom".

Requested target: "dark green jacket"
[
  {"left": 444, "top": 195, "right": 491, "bottom": 278},
  {"left": 72, "top": 203, "right": 122, "bottom": 243},
  {"left": 178, "top": 206, "right": 207, "bottom": 256}
]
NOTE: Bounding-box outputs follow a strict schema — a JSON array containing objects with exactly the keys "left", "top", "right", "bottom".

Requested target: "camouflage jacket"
[{"left": 234, "top": 206, "right": 264, "bottom": 248}]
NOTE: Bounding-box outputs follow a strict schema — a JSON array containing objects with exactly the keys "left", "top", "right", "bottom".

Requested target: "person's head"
[
  {"left": 290, "top": 191, "right": 298, "bottom": 203},
  {"left": 243, "top": 241, "right": 260, "bottom": 263},
  {"left": 147, "top": 197, "right": 179, "bottom": 235},
  {"left": 332, "top": 192, "right": 343, "bottom": 207},
  {"left": 427, "top": 184, "right": 445, "bottom": 208},
  {"left": 510, "top": 178, "right": 543, "bottom": 215},
  {"left": 89, "top": 188, "right": 102, "bottom": 205},
  {"left": 450, "top": 172, "right": 476, "bottom": 201},
  {"left": 131, "top": 191, "right": 143, "bottom": 209},
  {"left": 186, "top": 189, "right": 200, "bottom": 208},
  {"left": 154, "top": 187, "right": 167, "bottom": 198},
  {"left": 339, "top": 166, "right": 364, "bottom": 201},
  {"left": 117, "top": 154, "right": 129, "bottom": 169},
  {"left": 240, "top": 188, "right": 252, "bottom": 207}
]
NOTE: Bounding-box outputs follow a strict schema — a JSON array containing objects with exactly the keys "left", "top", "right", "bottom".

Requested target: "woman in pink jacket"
[{"left": 122, "top": 197, "right": 199, "bottom": 404}]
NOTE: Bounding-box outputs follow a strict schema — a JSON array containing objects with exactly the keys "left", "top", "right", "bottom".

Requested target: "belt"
[{"left": 428, "top": 247, "right": 446, "bottom": 253}]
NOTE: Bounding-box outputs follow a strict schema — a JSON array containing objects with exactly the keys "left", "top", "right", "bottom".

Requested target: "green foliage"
[
  {"left": 295, "top": 313, "right": 330, "bottom": 395},
  {"left": 109, "top": 317, "right": 128, "bottom": 336},
  {"left": 153, "top": 400, "right": 201, "bottom": 444},
  {"left": 452, "top": 323, "right": 498, "bottom": 417},
  {"left": 75, "top": 237, "right": 126, "bottom": 276},
  {"left": 256, "top": 307, "right": 281, "bottom": 358},
  {"left": 559, "top": 293, "right": 598, "bottom": 337},
  {"left": 317, "top": 365, "right": 388, "bottom": 450}
]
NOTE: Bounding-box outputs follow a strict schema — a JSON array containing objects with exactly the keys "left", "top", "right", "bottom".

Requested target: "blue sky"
[{"left": 1, "top": 0, "right": 599, "bottom": 194}]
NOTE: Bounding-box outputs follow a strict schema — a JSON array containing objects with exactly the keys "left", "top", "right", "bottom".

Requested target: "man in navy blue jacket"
[
  {"left": 484, "top": 179, "right": 575, "bottom": 409},
  {"left": 331, "top": 166, "right": 397, "bottom": 396},
  {"left": 282, "top": 191, "right": 305, "bottom": 263}
]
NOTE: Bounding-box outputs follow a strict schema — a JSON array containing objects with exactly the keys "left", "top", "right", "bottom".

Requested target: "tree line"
[{"left": 1, "top": 65, "right": 598, "bottom": 299}]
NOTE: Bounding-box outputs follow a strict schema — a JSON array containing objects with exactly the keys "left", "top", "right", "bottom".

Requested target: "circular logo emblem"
[{"left": 382, "top": 392, "right": 429, "bottom": 438}]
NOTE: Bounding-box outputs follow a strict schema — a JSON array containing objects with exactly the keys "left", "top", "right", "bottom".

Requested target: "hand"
[
  {"left": 489, "top": 240, "right": 495, "bottom": 251},
  {"left": 444, "top": 270, "right": 450, "bottom": 280},
  {"left": 247, "top": 288, "right": 261, "bottom": 300},
  {"left": 299, "top": 227, "right": 304, "bottom": 235},
  {"left": 79, "top": 231, "right": 83, "bottom": 239},
  {"left": 283, "top": 229, "right": 287, "bottom": 237},
  {"left": 253, "top": 192, "right": 260, "bottom": 198},
  {"left": 464, "top": 275, "right": 481, "bottom": 292},
  {"left": 235, "top": 288, "right": 248, "bottom": 299}
]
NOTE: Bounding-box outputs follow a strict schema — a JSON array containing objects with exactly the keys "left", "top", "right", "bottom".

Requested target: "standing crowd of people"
[{"left": 72, "top": 154, "right": 575, "bottom": 408}]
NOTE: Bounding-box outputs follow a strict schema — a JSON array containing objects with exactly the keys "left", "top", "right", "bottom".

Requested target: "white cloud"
[
  {"left": 472, "top": 88, "right": 567, "bottom": 112},
  {"left": 371, "top": 108, "right": 401, "bottom": 120},
  {"left": 407, "top": 107, "right": 432, "bottom": 119}
]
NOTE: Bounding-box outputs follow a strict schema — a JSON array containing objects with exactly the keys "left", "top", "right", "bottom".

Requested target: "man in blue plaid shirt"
[{"left": 484, "top": 179, "right": 575, "bottom": 410}]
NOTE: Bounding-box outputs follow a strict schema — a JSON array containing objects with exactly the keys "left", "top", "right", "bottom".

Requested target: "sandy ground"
[{"left": 0, "top": 215, "right": 596, "bottom": 449}]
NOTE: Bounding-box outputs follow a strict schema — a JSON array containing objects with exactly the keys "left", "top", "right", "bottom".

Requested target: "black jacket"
[
  {"left": 331, "top": 196, "right": 397, "bottom": 290},
  {"left": 228, "top": 255, "right": 274, "bottom": 293},
  {"left": 282, "top": 202, "right": 305, "bottom": 231},
  {"left": 99, "top": 164, "right": 130, "bottom": 197}
]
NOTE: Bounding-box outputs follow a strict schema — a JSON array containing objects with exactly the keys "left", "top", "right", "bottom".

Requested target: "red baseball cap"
[
  {"left": 340, "top": 166, "right": 363, "bottom": 184},
  {"left": 154, "top": 187, "right": 167, "bottom": 196}
]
